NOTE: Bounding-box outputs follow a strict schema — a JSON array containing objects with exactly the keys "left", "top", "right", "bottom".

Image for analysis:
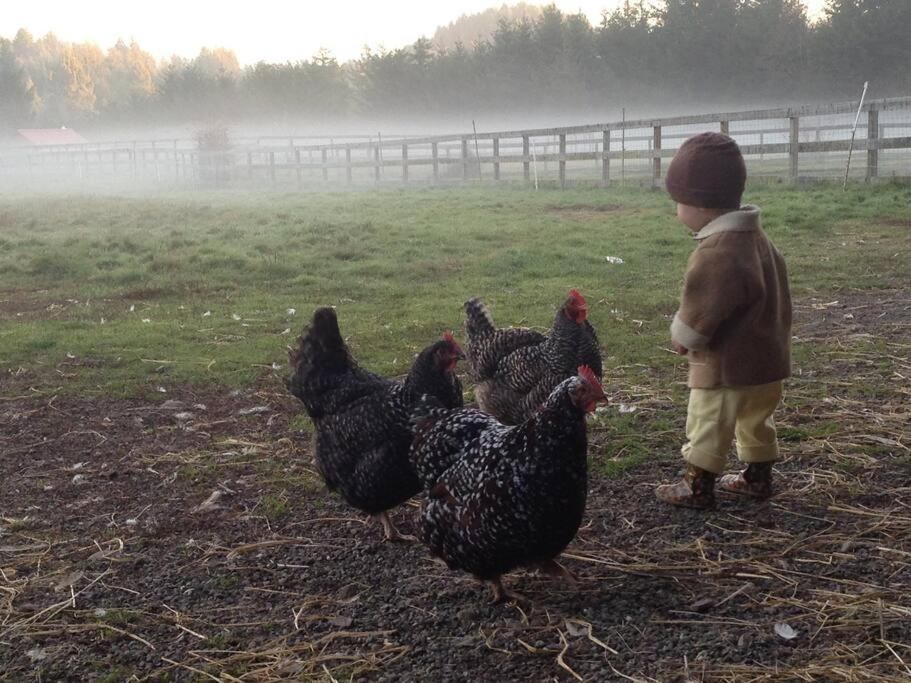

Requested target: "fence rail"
[{"left": 2, "top": 96, "right": 910, "bottom": 188}]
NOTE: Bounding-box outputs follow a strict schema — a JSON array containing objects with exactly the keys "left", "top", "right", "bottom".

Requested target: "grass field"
[
  {"left": 2, "top": 183, "right": 910, "bottom": 472},
  {"left": 1, "top": 184, "right": 910, "bottom": 680},
  {"left": 2, "top": 183, "right": 909, "bottom": 394}
]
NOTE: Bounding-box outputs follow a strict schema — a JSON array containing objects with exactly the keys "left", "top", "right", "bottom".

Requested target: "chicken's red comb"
[
  {"left": 568, "top": 288, "right": 587, "bottom": 308},
  {"left": 577, "top": 365, "right": 603, "bottom": 391},
  {"left": 443, "top": 331, "right": 463, "bottom": 354}
]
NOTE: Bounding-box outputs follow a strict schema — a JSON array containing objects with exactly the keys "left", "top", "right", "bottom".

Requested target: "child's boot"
[
  {"left": 718, "top": 462, "right": 773, "bottom": 500},
  {"left": 655, "top": 464, "right": 716, "bottom": 509}
]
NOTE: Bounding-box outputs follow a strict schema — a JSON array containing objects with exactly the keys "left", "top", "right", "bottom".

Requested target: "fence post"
[
  {"left": 789, "top": 116, "right": 799, "bottom": 183},
  {"left": 461, "top": 136, "right": 469, "bottom": 182},
  {"left": 602, "top": 129, "right": 610, "bottom": 187},
  {"left": 492, "top": 137, "right": 500, "bottom": 181},
  {"left": 173, "top": 139, "right": 179, "bottom": 179},
  {"left": 374, "top": 144, "right": 381, "bottom": 183},
  {"left": 345, "top": 146, "right": 352, "bottom": 185},
  {"left": 269, "top": 151, "right": 276, "bottom": 184},
  {"left": 720, "top": 120, "right": 729, "bottom": 135},
  {"left": 295, "top": 149, "right": 302, "bottom": 186},
  {"left": 866, "top": 107, "right": 879, "bottom": 181},
  {"left": 432, "top": 142, "right": 439, "bottom": 184},
  {"left": 522, "top": 135, "right": 530, "bottom": 184},
  {"left": 558, "top": 133, "right": 566, "bottom": 189},
  {"left": 248, "top": 152, "right": 253, "bottom": 180},
  {"left": 402, "top": 143, "right": 408, "bottom": 184},
  {"left": 321, "top": 148, "right": 329, "bottom": 182},
  {"left": 652, "top": 125, "right": 662, "bottom": 186}
]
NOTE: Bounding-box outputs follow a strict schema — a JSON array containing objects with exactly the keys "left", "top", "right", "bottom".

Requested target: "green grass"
[
  {"left": 94, "top": 608, "right": 142, "bottom": 626},
  {"left": 260, "top": 493, "right": 291, "bottom": 521},
  {"left": 777, "top": 421, "right": 841, "bottom": 443},
  {"left": 1, "top": 184, "right": 909, "bottom": 395},
  {"left": 96, "top": 667, "right": 135, "bottom": 683}
]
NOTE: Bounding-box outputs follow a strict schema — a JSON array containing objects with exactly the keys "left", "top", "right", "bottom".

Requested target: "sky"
[{"left": 3, "top": 0, "right": 829, "bottom": 65}]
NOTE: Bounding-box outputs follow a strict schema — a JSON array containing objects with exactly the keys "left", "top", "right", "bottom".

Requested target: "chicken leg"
[
  {"left": 374, "top": 511, "right": 416, "bottom": 543},
  {"left": 487, "top": 577, "right": 528, "bottom": 606}
]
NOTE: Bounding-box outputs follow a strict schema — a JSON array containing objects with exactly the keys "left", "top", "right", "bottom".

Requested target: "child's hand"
[{"left": 672, "top": 341, "right": 689, "bottom": 355}]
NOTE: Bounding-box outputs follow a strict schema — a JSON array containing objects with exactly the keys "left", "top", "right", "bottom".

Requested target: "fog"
[{"left": 2, "top": 1, "right": 909, "bottom": 194}]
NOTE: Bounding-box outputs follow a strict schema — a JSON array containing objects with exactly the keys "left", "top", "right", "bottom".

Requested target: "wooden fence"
[{"left": 3, "top": 96, "right": 910, "bottom": 188}]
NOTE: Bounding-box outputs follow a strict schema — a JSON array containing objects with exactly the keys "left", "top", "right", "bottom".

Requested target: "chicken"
[
  {"left": 286, "top": 307, "right": 464, "bottom": 540},
  {"left": 410, "top": 365, "right": 606, "bottom": 603},
  {"left": 463, "top": 289, "right": 602, "bottom": 424}
]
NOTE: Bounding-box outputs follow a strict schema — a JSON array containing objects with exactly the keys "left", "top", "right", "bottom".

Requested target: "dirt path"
[{"left": 2, "top": 291, "right": 909, "bottom": 681}]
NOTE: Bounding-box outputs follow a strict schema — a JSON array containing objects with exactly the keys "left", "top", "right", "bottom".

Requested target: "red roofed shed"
[{"left": 18, "top": 128, "right": 88, "bottom": 146}]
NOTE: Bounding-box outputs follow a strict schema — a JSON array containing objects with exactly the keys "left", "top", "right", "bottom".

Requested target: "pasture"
[{"left": 1, "top": 184, "right": 910, "bottom": 681}]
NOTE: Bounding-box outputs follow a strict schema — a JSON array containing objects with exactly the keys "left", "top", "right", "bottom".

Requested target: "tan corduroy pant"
[{"left": 681, "top": 381, "right": 783, "bottom": 475}]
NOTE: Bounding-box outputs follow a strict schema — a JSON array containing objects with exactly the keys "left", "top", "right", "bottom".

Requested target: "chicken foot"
[
  {"left": 486, "top": 577, "right": 529, "bottom": 606},
  {"left": 373, "top": 511, "right": 417, "bottom": 543}
]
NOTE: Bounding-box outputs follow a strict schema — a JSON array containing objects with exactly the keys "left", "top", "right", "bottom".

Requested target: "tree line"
[{"left": 1, "top": 0, "right": 909, "bottom": 129}]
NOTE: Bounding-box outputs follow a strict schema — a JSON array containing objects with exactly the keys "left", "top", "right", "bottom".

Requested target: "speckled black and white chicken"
[
  {"left": 463, "top": 289, "right": 602, "bottom": 425},
  {"left": 410, "top": 366, "right": 606, "bottom": 603},
  {"left": 286, "top": 307, "right": 464, "bottom": 540}
]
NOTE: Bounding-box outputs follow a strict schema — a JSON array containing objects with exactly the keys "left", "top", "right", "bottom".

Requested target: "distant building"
[{"left": 17, "top": 127, "right": 88, "bottom": 147}]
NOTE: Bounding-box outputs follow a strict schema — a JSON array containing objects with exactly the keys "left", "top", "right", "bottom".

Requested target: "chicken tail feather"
[
  {"left": 286, "top": 307, "right": 351, "bottom": 402},
  {"left": 464, "top": 297, "right": 496, "bottom": 339}
]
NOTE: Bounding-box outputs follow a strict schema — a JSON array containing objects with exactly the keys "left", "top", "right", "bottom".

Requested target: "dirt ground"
[{"left": 2, "top": 290, "right": 910, "bottom": 682}]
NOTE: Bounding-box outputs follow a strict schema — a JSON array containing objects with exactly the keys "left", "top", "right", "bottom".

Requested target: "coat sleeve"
[{"left": 670, "top": 246, "right": 748, "bottom": 350}]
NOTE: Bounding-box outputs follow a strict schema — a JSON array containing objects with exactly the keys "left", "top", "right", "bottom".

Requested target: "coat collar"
[{"left": 694, "top": 205, "right": 761, "bottom": 240}]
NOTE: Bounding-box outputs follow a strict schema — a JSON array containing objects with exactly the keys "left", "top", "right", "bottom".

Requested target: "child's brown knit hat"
[{"left": 665, "top": 132, "right": 746, "bottom": 209}]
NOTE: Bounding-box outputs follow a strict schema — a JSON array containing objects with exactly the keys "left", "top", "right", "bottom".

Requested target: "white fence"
[{"left": 2, "top": 96, "right": 910, "bottom": 189}]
